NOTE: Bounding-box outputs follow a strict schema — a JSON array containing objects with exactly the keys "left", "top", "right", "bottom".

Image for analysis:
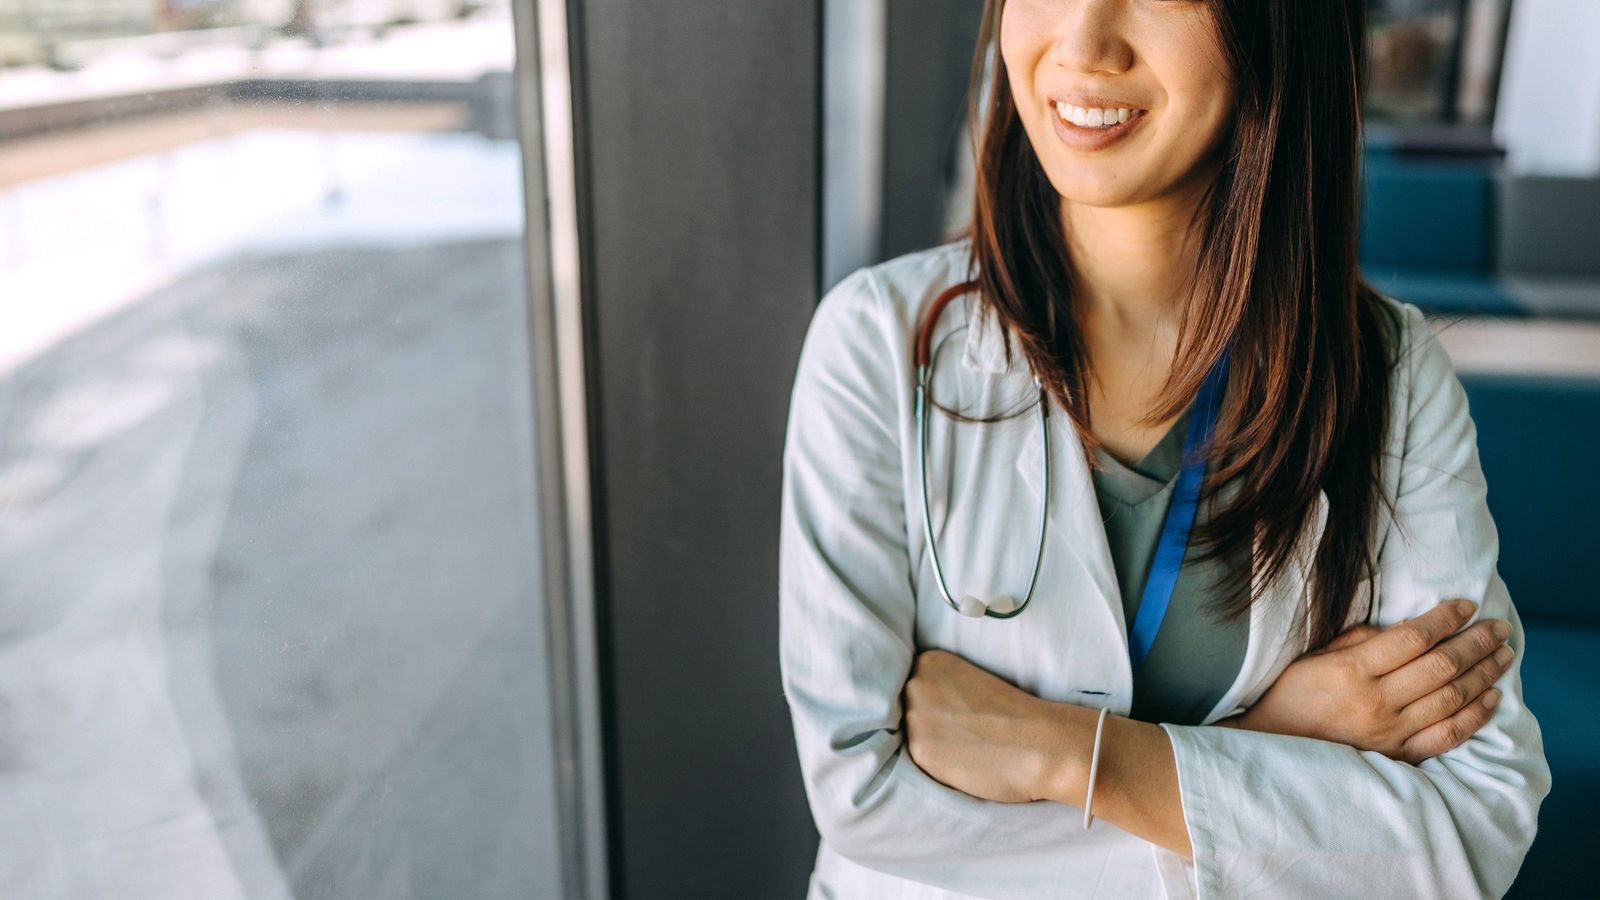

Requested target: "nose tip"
[{"left": 1045, "top": 2, "right": 1135, "bottom": 75}]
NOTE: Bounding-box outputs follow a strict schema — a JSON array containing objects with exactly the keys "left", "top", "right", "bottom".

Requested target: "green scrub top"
[{"left": 1089, "top": 405, "right": 1249, "bottom": 726}]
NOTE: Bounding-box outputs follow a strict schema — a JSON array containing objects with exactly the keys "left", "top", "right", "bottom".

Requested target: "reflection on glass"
[{"left": 0, "top": 3, "right": 561, "bottom": 897}]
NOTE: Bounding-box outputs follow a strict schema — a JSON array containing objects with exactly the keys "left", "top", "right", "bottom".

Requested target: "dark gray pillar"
[
  {"left": 880, "top": 0, "right": 984, "bottom": 260},
  {"left": 571, "top": 2, "right": 823, "bottom": 896}
]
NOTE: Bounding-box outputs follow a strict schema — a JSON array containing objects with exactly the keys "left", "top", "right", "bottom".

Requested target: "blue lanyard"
[{"left": 1125, "top": 347, "right": 1232, "bottom": 672}]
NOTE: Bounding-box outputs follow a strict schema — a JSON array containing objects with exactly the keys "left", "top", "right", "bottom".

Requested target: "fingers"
[
  {"left": 1398, "top": 641, "right": 1513, "bottom": 734},
  {"left": 1381, "top": 616, "right": 1511, "bottom": 708},
  {"left": 1354, "top": 598, "right": 1478, "bottom": 675},
  {"left": 1399, "top": 687, "right": 1503, "bottom": 764},
  {"left": 1320, "top": 623, "right": 1382, "bottom": 653}
]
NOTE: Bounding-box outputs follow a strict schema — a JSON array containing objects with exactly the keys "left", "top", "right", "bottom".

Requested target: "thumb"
[{"left": 1321, "top": 623, "right": 1382, "bottom": 653}]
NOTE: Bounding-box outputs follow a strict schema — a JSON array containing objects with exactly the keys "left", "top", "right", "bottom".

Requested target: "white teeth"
[{"left": 1055, "top": 102, "right": 1140, "bottom": 129}]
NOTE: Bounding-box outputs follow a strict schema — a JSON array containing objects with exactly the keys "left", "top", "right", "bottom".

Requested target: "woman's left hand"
[{"left": 902, "top": 648, "right": 1066, "bottom": 803}]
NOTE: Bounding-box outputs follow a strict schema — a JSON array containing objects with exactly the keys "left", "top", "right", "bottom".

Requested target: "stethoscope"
[{"left": 913, "top": 282, "right": 1232, "bottom": 669}]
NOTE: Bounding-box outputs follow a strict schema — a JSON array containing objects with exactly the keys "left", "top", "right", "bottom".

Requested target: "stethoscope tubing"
[
  {"left": 915, "top": 364, "right": 1051, "bottom": 619},
  {"left": 914, "top": 280, "right": 1052, "bottom": 619}
]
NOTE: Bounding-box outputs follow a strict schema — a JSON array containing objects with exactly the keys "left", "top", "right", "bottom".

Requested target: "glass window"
[{"left": 0, "top": 3, "right": 564, "bottom": 896}]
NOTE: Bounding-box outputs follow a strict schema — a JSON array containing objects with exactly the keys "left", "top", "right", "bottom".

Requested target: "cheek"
[
  {"left": 1154, "top": 34, "right": 1235, "bottom": 153},
  {"left": 997, "top": 7, "right": 1046, "bottom": 108},
  {"left": 1188, "top": 77, "right": 1236, "bottom": 156},
  {"left": 1139, "top": 50, "right": 1232, "bottom": 162}
]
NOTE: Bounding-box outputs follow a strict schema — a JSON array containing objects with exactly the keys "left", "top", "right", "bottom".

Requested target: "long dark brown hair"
[{"left": 945, "top": 0, "right": 1404, "bottom": 650}]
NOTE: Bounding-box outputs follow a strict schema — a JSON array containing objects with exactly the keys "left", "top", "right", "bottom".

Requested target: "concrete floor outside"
[{"left": 0, "top": 16, "right": 565, "bottom": 897}]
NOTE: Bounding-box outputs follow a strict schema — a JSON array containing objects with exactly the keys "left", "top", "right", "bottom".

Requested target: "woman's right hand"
[{"left": 1219, "top": 599, "right": 1514, "bottom": 764}]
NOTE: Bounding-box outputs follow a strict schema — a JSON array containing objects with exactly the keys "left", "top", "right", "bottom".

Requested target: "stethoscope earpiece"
[
  {"left": 988, "top": 595, "right": 1020, "bottom": 614},
  {"left": 957, "top": 596, "right": 987, "bottom": 618},
  {"left": 956, "top": 595, "right": 1021, "bottom": 618}
]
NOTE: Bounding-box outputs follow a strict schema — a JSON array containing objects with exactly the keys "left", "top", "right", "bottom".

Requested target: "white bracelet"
[{"left": 1083, "top": 706, "right": 1110, "bottom": 831}]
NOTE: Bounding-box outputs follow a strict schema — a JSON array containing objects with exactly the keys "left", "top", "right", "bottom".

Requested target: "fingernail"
[
  {"left": 1492, "top": 620, "right": 1511, "bottom": 640},
  {"left": 1483, "top": 689, "right": 1501, "bottom": 710},
  {"left": 1494, "top": 645, "right": 1513, "bottom": 665},
  {"left": 1455, "top": 599, "right": 1478, "bottom": 617}
]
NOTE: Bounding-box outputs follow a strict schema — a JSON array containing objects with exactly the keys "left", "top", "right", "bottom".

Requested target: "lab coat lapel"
[
  {"left": 1011, "top": 395, "right": 1127, "bottom": 639},
  {"left": 1203, "top": 488, "right": 1330, "bottom": 722},
  {"left": 959, "top": 295, "right": 1128, "bottom": 646}
]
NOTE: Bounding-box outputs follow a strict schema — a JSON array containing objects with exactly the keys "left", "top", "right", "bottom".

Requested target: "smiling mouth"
[{"left": 1053, "top": 101, "right": 1147, "bottom": 129}]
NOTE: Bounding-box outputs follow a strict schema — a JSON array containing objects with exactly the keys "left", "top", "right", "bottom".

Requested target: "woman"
[{"left": 777, "top": 1, "right": 1550, "bottom": 898}]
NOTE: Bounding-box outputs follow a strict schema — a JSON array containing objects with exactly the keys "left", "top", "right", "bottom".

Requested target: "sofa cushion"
[
  {"left": 1458, "top": 374, "right": 1600, "bottom": 625},
  {"left": 1364, "top": 269, "right": 1524, "bottom": 317},
  {"left": 1361, "top": 155, "right": 1497, "bottom": 273}
]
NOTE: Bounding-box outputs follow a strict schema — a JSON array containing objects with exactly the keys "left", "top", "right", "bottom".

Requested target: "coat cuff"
[{"left": 1159, "top": 722, "right": 1223, "bottom": 899}]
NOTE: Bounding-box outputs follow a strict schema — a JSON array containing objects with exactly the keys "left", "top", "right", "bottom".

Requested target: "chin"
[{"left": 1043, "top": 171, "right": 1147, "bottom": 209}]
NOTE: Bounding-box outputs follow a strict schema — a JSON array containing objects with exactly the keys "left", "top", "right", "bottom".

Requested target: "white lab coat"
[{"left": 777, "top": 238, "right": 1551, "bottom": 900}]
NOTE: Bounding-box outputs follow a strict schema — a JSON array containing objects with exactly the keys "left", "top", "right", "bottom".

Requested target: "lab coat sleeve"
[
  {"left": 778, "top": 269, "right": 1157, "bottom": 898},
  {"left": 1158, "top": 302, "right": 1552, "bottom": 899}
]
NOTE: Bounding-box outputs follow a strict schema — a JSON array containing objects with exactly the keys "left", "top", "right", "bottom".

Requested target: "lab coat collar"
[{"left": 959, "top": 292, "right": 1024, "bottom": 375}]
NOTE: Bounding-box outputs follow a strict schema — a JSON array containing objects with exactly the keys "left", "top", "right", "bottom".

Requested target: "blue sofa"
[
  {"left": 1459, "top": 374, "right": 1599, "bottom": 898},
  {"left": 1359, "top": 137, "right": 1600, "bottom": 321}
]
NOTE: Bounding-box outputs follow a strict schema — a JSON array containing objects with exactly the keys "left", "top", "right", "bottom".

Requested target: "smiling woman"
[
  {"left": 1002, "top": 0, "right": 1231, "bottom": 202},
  {"left": 778, "top": 0, "right": 1551, "bottom": 898}
]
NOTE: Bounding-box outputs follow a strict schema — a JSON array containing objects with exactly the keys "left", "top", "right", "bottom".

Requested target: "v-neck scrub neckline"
[
  {"left": 1092, "top": 406, "right": 1192, "bottom": 505},
  {"left": 1087, "top": 404, "right": 1249, "bottom": 727}
]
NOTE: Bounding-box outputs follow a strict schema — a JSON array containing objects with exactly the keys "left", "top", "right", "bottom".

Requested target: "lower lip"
[{"left": 1050, "top": 108, "right": 1147, "bottom": 152}]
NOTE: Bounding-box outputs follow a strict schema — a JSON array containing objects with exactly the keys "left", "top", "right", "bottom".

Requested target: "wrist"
[{"left": 1031, "top": 701, "right": 1097, "bottom": 804}]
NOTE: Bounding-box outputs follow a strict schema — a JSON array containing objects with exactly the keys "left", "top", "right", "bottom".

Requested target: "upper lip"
[{"left": 1048, "top": 93, "right": 1149, "bottom": 112}]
